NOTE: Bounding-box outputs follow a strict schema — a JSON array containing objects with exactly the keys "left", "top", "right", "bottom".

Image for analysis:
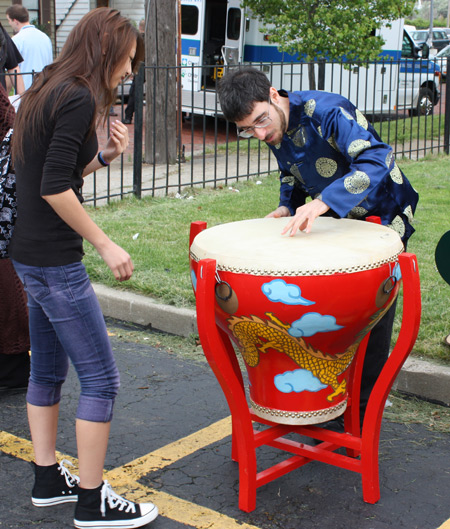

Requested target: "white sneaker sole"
[
  {"left": 74, "top": 503, "right": 158, "bottom": 529},
  {"left": 32, "top": 495, "right": 78, "bottom": 507}
]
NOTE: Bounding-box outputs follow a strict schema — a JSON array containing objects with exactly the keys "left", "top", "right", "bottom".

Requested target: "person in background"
[
  {"left": 0, "top": 260, "right": 30, "bottom": 392},
  {"left": 6, "top": 4, "right": 53, "bottom": 91},
  {"left": 217, "top": 66, "right": 419, "bottom": 429},
  {"left": 123, "top": 18, "right": 145, "bottom": 124},
  {"left": 0, "top": 78, "right": 30, "bottom": 392},
  {"left": 9, "top": 8, "right": 157, "bottom": 529},
  {"left": 0, "top": 21, "right": 25, "bottom": 95}
]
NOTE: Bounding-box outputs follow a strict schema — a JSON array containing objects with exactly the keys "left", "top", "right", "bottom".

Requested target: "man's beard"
[{"left": 264, "top": 103, "right": 287, "bottom": 145}]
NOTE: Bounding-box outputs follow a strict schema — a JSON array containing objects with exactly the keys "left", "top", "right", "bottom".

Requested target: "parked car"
[
  {"left": 117, "top": 77, "right": 133, "bottom": 102},
  {"left": 412, "top": 29, "right": 450, "bottom": 52},
  {"left": 432, "top": 43, "right": 450, "bottom": 80},
  {"left": 402, "top": 29, "right": 441, "bottom": 116}
]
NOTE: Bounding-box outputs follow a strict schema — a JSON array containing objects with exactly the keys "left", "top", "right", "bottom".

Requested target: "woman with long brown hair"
[{"left": 10, "top": 8, "right": 158, "bottom": 528}]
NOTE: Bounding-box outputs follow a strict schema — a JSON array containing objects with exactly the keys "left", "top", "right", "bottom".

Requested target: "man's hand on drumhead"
[
  {"left": 265, "top": 206, "right": 291, "bottom": 218},
  {"left": 281, "top": 199, "right": 330, "bottom": 237}
]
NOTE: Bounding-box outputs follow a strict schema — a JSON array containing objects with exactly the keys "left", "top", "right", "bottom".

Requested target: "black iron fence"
[{"left": 4, "top": 59, "right": 450, "bottom": 205}]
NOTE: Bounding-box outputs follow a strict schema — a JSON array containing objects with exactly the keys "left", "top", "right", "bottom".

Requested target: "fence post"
[
  {"left": 133, "top": 63, "right": 144, "bottom": 199},
  {"left": 444, "top": 58, "right": 450, "bottom": 155},
  {"left": 318, "top": 59, "right": 325, "bottom": 91}
]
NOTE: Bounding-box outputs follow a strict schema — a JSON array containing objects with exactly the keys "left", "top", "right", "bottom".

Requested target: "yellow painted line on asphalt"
[
  {"left": 107, "top": 415, "right": 232, "bottom": 481},
  {"left": 106, "top": 480, "right": 261, "bottom": 529},
  {"left": 0, "top": 417, "right": 263, "bottom": 529},
  {"left": 0, "top": 431, "right": 34, "bottom": 460},
  {"left": 0, "top": 431, "right": 78, "bottom": 468},
  {"left": 437, "top": 519, "right": 450, "bottom": 529}
]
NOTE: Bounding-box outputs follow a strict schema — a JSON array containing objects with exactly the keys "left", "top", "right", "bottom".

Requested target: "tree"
[
  {"left": 145, "top": 0, "right": 177, "bottom": 164},
  {"left": 415, "top": 0, "right": 448, "bottom": 21},
  {"left": 241, "top": 0, "right": 416, "bottom": 89}
]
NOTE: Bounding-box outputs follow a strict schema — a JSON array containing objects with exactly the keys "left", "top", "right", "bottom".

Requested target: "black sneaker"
[
  {"left": 74, "top": 480, "right": 158, "bottom": 529},
  {"left": 32, "top": 459, "right": 80, "bottom": 507}
]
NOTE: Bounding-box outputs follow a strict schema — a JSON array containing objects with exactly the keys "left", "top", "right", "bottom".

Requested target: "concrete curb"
[
  {"left": 93, "top": 283, "right": 450, "bottom": 407},
  {"left": 393, "top": 357, "right": 450, "bottom": 406},
  {"left": 93, "top": 283, "right": 197, "bottom": 338}
]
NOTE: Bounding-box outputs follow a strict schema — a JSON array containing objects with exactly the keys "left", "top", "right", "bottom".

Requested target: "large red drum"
[{"left": 190, "top": 217, "right": 403, "bottom": 425}]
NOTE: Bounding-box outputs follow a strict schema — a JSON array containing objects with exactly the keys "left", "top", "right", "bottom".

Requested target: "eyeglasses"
[{"left": 237, "top": 99, "right": 272, "bottom": 138}]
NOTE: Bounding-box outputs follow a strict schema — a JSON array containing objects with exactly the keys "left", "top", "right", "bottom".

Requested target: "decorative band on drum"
[
  {"left": 189, "top": 250, "right": 402, "bottom": 277},
  {"left": 249, "top": 397, "right": 348, "bottom": 426}
]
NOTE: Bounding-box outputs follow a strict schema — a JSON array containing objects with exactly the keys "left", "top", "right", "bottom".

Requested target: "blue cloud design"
[
  {"left": 288, "top": 312, "right": 344, "bottom": 338},
  {"left": 274, "top": 369, "right": 328, "bottom": 393},
  {"left": 191, "top": 269, "right": 197, "bottom": 291},
  {"left": 261, "top": 279, "right": 315, "bottom": 306}
]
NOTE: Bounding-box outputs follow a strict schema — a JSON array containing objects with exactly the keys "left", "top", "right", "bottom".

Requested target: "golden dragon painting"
[{"left": 228, "top": 296, "right": 396, "bottom": 402}]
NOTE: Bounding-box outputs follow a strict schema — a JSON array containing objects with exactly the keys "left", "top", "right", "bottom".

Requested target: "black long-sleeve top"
[{"left": 10, "top": 84, "right": 98, "bottom": 266}]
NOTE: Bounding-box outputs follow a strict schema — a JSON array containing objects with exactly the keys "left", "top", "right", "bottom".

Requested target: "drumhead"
[{"left": 190, "top": 217, "right": 403, "bottom": 276}]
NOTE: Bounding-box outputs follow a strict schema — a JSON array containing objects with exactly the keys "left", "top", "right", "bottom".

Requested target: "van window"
[
  {"left": 227, "top": 8, "right": 241, "bottom": 40},
  {"left": 402, "top": 32, "right": 414, "bottom": 58},
  {"left": 181, "top": 5, "right": 199, "bottom": 35}
]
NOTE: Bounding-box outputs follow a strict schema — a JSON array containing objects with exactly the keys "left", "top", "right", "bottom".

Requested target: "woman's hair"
[{"left": 13, "top": 7, "right": 144, "bottom": 161}]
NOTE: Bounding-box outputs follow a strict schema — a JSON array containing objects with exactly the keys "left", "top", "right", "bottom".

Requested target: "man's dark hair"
[
  {"left": 217, "top": 66, "right": 271, "bottom": 122},
  {"left": 6, "top": 5, "right": 29, "bottom": 23}
]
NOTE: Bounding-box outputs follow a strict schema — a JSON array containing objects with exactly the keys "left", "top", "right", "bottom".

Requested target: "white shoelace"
[
  {"left": 100, "top": 480, "right": 137, "bottom": 517},
  {"left": 58, "top": 459, "right": 80, "bottom": 488}
]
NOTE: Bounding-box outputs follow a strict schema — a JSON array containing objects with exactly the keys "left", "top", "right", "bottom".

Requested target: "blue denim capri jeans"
[{"left": 12, "top": 260, "right": 120, "bottom": 423}]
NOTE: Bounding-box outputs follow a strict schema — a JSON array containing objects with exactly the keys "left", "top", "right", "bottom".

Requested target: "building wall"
[
  {"left": 0, "top": 0, "right": 14, "bottom": 36},
  {"left": 0, "top": 0, "right": 145, "bottom": 57},
  {"left": 41, "top": 0, "right": 56, "bottom": 51},
  {"left": 55, "top": 0, "right": 144, "bottom": 53},
  {"left": 55, "top": 0, "right": 91, "bottom": 53},
  {"left": 112, "top": 0, "right": 144, "bottom": 26}
]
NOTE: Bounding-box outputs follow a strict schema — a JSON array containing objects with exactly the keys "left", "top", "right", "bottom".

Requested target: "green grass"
[
  {"left": 84, "top": 155, "right": 450, "bottom": 366},
  {"left": 84, "top": 177, "right": 279, "bottom": 306},
  {"left": 400, "top": 155, "right": 450, "bottom": 364},
  {"left": 374, "top": 113, "right": 445, "bottom": 145}
]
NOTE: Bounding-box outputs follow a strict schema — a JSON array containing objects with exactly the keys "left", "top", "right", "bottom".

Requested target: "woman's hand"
[
  {"left": 101, "top": 120, "right": 129, "bottom": 163},
  {"left": 95, "top": 239, "right": 134, "bottom": 282}
]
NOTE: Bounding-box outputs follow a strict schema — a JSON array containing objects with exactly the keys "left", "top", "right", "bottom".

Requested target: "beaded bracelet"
[{"left": 97, "top": 151, "right": 109, "bottom": 166}]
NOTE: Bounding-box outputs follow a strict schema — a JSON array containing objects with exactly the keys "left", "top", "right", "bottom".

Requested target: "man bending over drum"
[{"left": 217, "top": 66, "right": 419, "bottom": 427}]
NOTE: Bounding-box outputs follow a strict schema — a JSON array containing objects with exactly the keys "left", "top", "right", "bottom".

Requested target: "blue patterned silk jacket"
[{"left": 269, "top": 90, "right": 419, "bottom": 242}]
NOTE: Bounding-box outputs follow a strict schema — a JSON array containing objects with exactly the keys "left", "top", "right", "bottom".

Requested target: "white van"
[{"left": 180, "top": 1, "right": 440, "bottom": 117}]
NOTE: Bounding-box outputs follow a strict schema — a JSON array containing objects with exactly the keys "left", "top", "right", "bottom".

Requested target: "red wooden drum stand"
[{"left": 190, "top": 219, "right": 421, "bottom": 512}]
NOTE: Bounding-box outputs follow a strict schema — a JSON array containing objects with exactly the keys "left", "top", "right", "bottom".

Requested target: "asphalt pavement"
[{"left": 1, "top": 290, "right": 450, "bottom": 529}]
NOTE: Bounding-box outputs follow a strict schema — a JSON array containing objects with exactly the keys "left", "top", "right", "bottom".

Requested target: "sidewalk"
[{"left": 93, "top": 282, "right": 450, "bottom": 407}]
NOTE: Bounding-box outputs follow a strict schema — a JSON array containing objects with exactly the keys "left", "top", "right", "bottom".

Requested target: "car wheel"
[{"left": 413, "top": 87, "right": 434, "bottom": 116}]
